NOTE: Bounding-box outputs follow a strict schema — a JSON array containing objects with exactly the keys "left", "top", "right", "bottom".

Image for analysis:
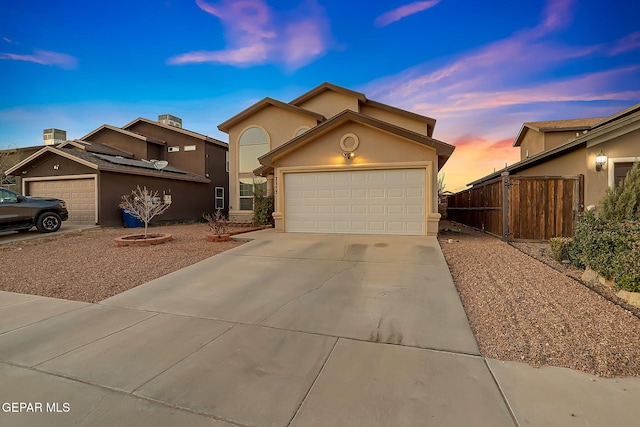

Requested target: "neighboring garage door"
[
  {"left": 28, "top": 179, "right": 96, "bottom": 225},
  {"left": 284, "top": 169, "right": 426, "bottom": 235}
]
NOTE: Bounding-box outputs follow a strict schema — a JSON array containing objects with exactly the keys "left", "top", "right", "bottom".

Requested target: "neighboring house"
[
  {"left": 0, "top": 146, "right": 42, "bottom": 189},
  {"left": 218, "top": 82, "right": 454, "bottom": 236},
  {"left": 6, "top": 115, "right": 228, "bottom": 226},
  {"left": 471, "top": 103, "right": 640, "bottom": 208},
  {"left": 449, "top": 103, "right": 640, "bottom": 240}
]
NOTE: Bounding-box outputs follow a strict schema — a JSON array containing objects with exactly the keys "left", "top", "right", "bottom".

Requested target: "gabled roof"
[
  {"left": 217, "top": 98, "right": 325, "bottom": 133},
  {"left": 258, "top": 109, "right": 454, "bottom": 170},
  {"left": 123, "top": 117, "right": 228, "bottom": 149},
  {"left": 289, "top": 82, "right": 367, "bottom": 106},
  {"left": 6, "top": 146, "right": 209, "bottom": 183},
  {"left": 470, "top": 103, "right": 640, "bottom": 186},
  {"left": 291, "top": 82, "right": 437, "bottom": 136},
  {"left": 81, "top": 124, "right": 166, "bottom": 145},
  {"left": 513, "top": 117, "right": 605, "bottom": 147},
  {"left": 364, "top": 99, "right": 436, "bottom": 137}
]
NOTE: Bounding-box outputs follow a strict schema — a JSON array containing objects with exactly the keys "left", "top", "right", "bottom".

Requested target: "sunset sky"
[{"left": 1, "top": 0, "right": 639, "bottom": 191}]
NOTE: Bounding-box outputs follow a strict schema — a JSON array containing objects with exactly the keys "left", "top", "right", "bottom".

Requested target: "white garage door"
[
  {"left": 28, "top": 179, "right": 96, "bottom": 225},
  {"left": 284, "top": 169, "right": 426, "bottom": 235}
]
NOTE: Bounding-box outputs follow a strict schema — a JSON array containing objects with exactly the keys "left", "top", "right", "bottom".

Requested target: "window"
[
  {"left": 225, "top": 151, "right": 229, "bottom": 172},
  {"left": 239, "top": 127, "right": 268, "bottom": 173},
  {"left": 614, "top": 162, "right": 634, "bottom": 186},
  {"left": 239, "top": 178, "right": 267, "bottom": 211},
  {"left": 184, "top": 145, "right": 196, "bottom": 151},
  {"left": 215, "top": 187, "right": 224, "bottom": 209},
  {"left": 0, "top": 189, "right": 18, "bottom": 203}
]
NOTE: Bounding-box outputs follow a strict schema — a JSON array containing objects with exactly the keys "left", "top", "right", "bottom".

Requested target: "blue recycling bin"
[{"left": 121, "top": 209, "right": 143, "bottom": 228}]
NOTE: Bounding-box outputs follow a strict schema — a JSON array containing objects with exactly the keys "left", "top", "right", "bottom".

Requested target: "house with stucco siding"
[{"left": 218, "top": 82, "right": 454, "bottom": 236}]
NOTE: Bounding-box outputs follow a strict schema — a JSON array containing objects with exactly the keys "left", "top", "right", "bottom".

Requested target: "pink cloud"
[
  {"left": 375, "top": 1, "right": 440, "bottom": 27},
  {"left": 533, "top": 0, "right": 574, "bottom": 35},
  {"left": 0, "top": 49, "right": 78, "bottom": 69},
  {"left": 168, "top": 0, "right": 331, "bottom": 70},
  {"left": 605, "top": 31, "right": 640, "bottom": 56}
]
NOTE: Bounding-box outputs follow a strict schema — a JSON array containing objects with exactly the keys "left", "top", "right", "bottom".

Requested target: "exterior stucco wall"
[
  {"left": 87, "top": 131, "right": 149, "bottom": 160},
  {"left": 125, "top": 121, "right": 220, "bottom": 177},
  {"left": 544, "top": 130, "right": 581, "bottom": 152},
  {"left": 359, "top": 104, "right": 427, "bottom": 135},
  {"left": 519, "top": 130, "right": 545, "bottom": 159},
  {"left": 18, "top": 152, "right": 96, "bottom": 179},
  {"left": 297, "top": 91, "right": 359, "bottom": 119},
  {"left": 99, "top": 172, "right": 214, "bottom": 226},
  {"left": 226, "top": 106, "right": 318, "bottom": 221},
  {"left": 587, "top": 128, "right": 640, "bottom": 207}
]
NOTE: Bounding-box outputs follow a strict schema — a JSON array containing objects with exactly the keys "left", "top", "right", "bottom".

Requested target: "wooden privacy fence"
[{"left": 446, "top": 174, "right": 584, "bottom": 241}]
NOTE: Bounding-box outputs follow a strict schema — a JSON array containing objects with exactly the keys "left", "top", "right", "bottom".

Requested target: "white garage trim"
[
  {"left": 274, "top": 162, "right": 439, "bottom": 235},
  {"left": 23, "top": 174, "right": 98, "bottom": 225}
]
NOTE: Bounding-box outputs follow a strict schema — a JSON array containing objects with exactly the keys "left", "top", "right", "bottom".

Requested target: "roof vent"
[
  {"left": 158, "top": 114, "right": 182, "bottom": 129},
  {"left": 43, "top": 128, "right": 67, "bottom": 146}
]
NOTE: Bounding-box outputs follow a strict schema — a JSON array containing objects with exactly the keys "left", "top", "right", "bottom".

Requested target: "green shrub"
[
  {"left": 570, "top": 212, "right": 640, "bottom": 292},
  {"left": 600, "top": 163, "right": 640, "bottom": 221},
  {"left": 252, "top": 195, "right": 274, "bottom": 226},
  {"left": 549, "top": 237, "right": 572, "bottom": 262}
]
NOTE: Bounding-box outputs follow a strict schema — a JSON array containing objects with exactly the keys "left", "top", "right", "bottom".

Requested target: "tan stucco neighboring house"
[
  {"left": 218, "top": 82, "right": 454, "bottom": 236},
  {"left": 470, "top": 102, "right": 640, "bottom": 209}
]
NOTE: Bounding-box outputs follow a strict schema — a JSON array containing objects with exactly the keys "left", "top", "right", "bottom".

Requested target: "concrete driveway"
[{"left": 1, "top": 230, "right": 639, "bottom": 426}]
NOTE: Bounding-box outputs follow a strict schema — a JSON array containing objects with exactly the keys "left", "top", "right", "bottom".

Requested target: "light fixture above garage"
[{"left": 342, "top": 152, "right": 354, "bottom": 160}]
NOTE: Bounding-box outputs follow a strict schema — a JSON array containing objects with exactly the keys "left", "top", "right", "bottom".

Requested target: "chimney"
[
  {"left": 43, "top": 129, "right": 67, "bottom": 146},
  {"left": 158, "top": 114, "right": 182, "bottom": 129}
]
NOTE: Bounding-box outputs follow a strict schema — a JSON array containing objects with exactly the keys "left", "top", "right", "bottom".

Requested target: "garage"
[
  {"left": 284, "top": 169, "right": 426, "bottom": 235},
  {"left": 27, "top": 178, "right": 97, "bottom": 225}
]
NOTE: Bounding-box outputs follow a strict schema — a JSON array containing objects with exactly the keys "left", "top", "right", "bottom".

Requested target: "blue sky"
[{"left": 1, "top": 0, "right": 639, "bottom": 191}]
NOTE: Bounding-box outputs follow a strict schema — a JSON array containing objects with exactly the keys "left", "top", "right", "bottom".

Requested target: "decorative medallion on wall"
[{"left": 339, "top": 133, "right": 359, "bottom": 152}]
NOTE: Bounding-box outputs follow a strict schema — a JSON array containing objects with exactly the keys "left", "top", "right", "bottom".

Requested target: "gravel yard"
[
  {"left": 439, "top": 222, "right": 640, "bottom": 378},
  {"left": 0, "top": 223, "right": 243, "bottom": 303}
]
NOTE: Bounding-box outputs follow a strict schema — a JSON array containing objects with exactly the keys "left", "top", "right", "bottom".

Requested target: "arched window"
[{"left": 239, "top": 127, "right": 269, "bottom": 173}]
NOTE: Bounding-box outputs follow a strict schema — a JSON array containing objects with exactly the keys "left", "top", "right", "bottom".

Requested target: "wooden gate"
[
  {"left": 507, "top": 176, "right": 582, "bottom": 240},
  {"left": 447, "top": 175, "right": 583, "bottom": 241}
]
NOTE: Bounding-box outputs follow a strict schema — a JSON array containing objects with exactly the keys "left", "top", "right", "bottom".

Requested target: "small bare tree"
[
  {"left": 203, "top": 208, "right": 229, "bottom": 237},
  {"left": 119, "top": 186, "right": 171, "bottom": 238}
]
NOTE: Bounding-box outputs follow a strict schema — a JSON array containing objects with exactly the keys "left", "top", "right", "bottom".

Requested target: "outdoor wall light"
[
  {"left": 342, "top": 152, "right": 354, "bottom": 160},
  {"left": 595, "top": 150, "right": 607, "bottom": 171},
  {"left": 53, "top": 164, "right": 60, "bottom": 170}
]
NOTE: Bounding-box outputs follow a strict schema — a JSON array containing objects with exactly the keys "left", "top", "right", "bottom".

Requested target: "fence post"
[{"left": 501, "top": 171, "right": 510, "bottom": 241}]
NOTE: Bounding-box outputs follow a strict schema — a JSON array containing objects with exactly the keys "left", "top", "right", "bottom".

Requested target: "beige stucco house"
[
  {"left": 218, "top": 83, "right": 454, "bottom": 236},
  {"left": 470, "top": 102, "right": 640, "bottom": 209}
]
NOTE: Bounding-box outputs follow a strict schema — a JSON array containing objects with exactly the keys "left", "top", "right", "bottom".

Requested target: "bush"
[
  {"left": 253, "top": 195, "right": 274, "bottom": 226},
  {"left": 570, "top": 212, "right": 640, "bottom": 292},
  {"left": 549, "top": 237, "right": 572, "bottom": 262},
  {"left": 599, "top": 163, "right": 640, "bottom": 221}
]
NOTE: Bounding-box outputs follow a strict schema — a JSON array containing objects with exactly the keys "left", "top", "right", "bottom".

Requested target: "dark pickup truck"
[{"left": 0, "top": 187, "right": 69, "bottom": 233}]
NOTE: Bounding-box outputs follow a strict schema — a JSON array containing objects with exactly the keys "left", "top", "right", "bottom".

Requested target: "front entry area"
[{"left": 284, "top": 168, "right": 426, "bottom": 235}]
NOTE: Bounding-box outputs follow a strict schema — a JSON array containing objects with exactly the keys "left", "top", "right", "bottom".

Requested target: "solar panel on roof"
[{"left": 92, "top": 153, "right": 187, "bottom": 174}]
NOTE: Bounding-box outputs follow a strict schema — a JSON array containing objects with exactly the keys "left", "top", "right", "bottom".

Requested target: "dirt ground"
[{"left": 0, "top": 223, "right": 244, "bottom": 303}]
